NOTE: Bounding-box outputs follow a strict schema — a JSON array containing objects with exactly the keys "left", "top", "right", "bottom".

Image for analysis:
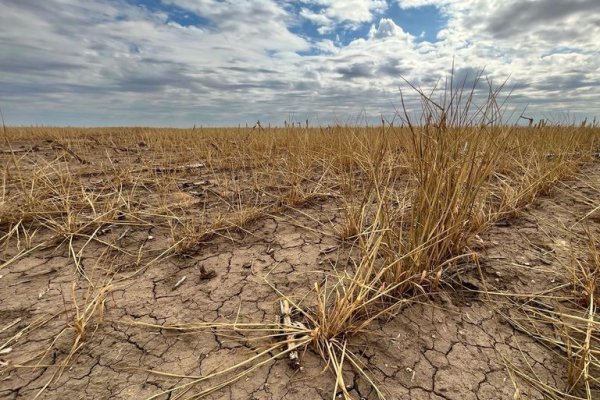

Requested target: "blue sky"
[
  {"left": 126, "top": 0, "right": 214, "bottom": 27},
  {"left": 0, "top": 0, "right": 599, "bottom": 126}
]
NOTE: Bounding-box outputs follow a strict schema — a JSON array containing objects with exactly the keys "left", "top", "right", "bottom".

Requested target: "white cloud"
[
  {"left": 368, "top": 18, "right": 412, "bottom": 40},
  {"left": 299, "top": 7, "right": 335, "bottom": 33},
  {"left": 299, "top": 0, "right": 388, "bottom": 30},
  {"left": 321, "top": 0, "right": 388, "bottom": 23},
  {"left": 300, "top": 7, "right": 332, "bottom": 26}
]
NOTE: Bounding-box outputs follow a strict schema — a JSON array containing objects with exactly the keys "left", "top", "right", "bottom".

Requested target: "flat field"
[{"left": 1, "top": 123, "right": 599, "bottom": 399}]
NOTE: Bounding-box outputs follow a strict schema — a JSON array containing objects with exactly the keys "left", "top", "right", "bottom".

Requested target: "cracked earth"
[{"left": 1, "top": 135, "right": 599, "bottom": 399}]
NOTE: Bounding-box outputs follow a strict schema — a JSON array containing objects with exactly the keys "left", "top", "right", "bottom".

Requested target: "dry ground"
[{"left": 1, "top": 126, "right": 599, "bottom": 399}]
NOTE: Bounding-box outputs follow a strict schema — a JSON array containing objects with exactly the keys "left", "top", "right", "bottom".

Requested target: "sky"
[{"left": 0, "top": 0, "right": 599, "bottom": 126}]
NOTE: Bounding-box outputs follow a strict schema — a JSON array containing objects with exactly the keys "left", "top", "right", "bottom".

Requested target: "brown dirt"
[{"left": 1, "top": 138, "right": 599, "bottom": 399}]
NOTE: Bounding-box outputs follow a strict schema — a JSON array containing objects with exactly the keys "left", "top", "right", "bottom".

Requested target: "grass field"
[{"left": 1, "top": 94, "right": 600, "bottom": 399}]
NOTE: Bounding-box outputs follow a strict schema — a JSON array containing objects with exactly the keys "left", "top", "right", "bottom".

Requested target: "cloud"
[
  {"left": 533, "top": 73, "right": 600, "bottom": 92},
  {"left": 0, "top": 0, "right": 598, "bottom": 126},
  {"left": 485, "top": 0, "right": 600, "bottom": 38},
  {"left": 368, "top": 17, "right": 411, "bottom": 39},
  {"left": 374, "top": 57, "right": 411, "bottom": 78},
  {"left": 335, "top": 62, "right": 375, "bottom": 79},
  {"left": 298, "top": 0, "right": 388, "bottom": 31},
  {"left": 396, "top": 0, "right": 448, "bottom": 9},
  {"left": 300, "top": 7, "right": 332, "bottom": 27},
  {"left": 319, "top": 0, "right": 388, "bottom": 24}
]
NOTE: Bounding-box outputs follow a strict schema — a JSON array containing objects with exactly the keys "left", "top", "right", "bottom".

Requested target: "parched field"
[{"left": 1, "top": 122, "right": 599, "bottom": 399}]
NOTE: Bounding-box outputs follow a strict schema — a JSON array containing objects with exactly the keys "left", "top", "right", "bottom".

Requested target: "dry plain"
[{"left": 1, "top": 120, "right": 599, "bottom": 399}]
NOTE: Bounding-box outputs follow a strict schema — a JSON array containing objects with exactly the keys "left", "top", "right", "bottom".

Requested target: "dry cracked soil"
[{"left": 1, "top": 139, "right": 599, "bottom": 400}]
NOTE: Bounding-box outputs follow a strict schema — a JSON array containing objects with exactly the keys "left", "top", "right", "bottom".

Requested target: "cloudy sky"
[{"left": 1, "top": 0, "right": 599, "bottom": 126}]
